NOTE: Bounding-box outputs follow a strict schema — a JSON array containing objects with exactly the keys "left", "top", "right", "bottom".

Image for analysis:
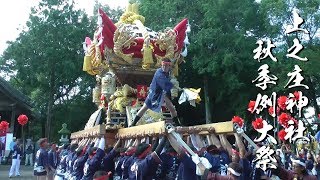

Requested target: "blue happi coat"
[
  {"left": 122, "top": 155, "right": 134, "bottom": 179},
  {"left": 177, "top": 153, "right": 197, "bottom": 180},
  {"left": 12, "top": 144, "right": 22, "bottom": 159},
  {"left": 81, "top": 148, "right": 105, "bottom": 180},
  {"left": 72, "top": 153, "right": 89, "bottom": 180},
  {"left": 156, "top": 152, "right": 180, "bottom": 180},
  {"left": 34, "top": 148, "right": 48, "bottom": 176},
  {"left": 66, "top": 151, "right": 76, "bottom": 175},
  {"left": 115, "top": 155, "right": 127, "bottom": 177},
  {"left": 48, "top": 150, "right": 58, "bottom": 170},
  {"left": 128, "top": 153, "right": 162, "bottom": 180},
  {"left": 101, "top": 149, "right": 118, "bottom": 180},
  {"left": 145, "top": 68, "right": 173, "bottom": 112}
]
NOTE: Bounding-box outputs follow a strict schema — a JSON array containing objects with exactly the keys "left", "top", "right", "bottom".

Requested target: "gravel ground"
[{"left": 0, "top": 164, "right": 35, "bottom": 180}]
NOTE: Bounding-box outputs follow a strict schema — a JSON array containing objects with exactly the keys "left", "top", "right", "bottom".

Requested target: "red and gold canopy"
[{"left": 83, "top": 3, "right": 190, "bottom": 78}]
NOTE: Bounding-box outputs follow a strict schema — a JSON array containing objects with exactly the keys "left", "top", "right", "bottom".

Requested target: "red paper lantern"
[
  {"left": 247, "top": 100, "right": 256, "bottom": 113},
  {"left": 252, "top": 118, "right": 264, "bottom": 130},
  {"left": 268, "top": 106, "right": 274, "bottom": 116},
  {"left": 278, "top": 129, "right": 287, "bottom": 141},
  {"left": 277, "top": 96, "right": 288, "bottom": 110},
  {"left": 278, "top": 113, "right": 291, "bottom": 128},
  {"left": 293, "top": 91, "right": 300, "bottom": 101},
  {"left": 0, "top": 121, "right": 9, "bottom": 132},
  {"left": 232, "top": 116, "right": 244, "bottom": 127},
  {"left": 17, "top": 114, "right": 28, "bottom": 126}
]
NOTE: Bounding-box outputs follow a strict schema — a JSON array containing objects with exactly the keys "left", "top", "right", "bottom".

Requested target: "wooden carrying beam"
[
  {"left": 70, "top": 124, "right": 106, "bottom": 139},
  {"left": 70, "top": 121, "right": 233, "bottom": 140},
  {"left": 176, "top": 121, "right": 234, "bottom": 135},
  {"left": 193, "top": 121, "right": 234, "bottom": 134},
  {"left": 116, "top": 121, "right": 233, "bottom": 139},
  {"left": 117, "top": 121, "right": 166, "bottom": 139}
]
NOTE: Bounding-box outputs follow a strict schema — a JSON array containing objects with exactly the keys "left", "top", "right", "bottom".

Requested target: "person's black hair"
[
  {"left": 301, "top": 168, "right": 308, "bottom": 175},
  {"left": 155, "top": 137, "right": 167, "bottom": 155},
  {"left": 70, "top": 144, "right": 78, "bottom": 152},
  {"left": 228, "top": 162, "right": 242, "bottom": 176},
  {"left": 135, "top": 143, "right": 150, "bottom": 156},
  {"left": 89, "top": 147, "right": 98, "bottom": 156},
  {"left": 207, "top": 145, "right": 219, "bottom": 155},
  {"left": 105, "top": 147, "right": 113, "bottom": 154},
  {"left": 162, "top": 58, "right": 171, "bottom": 62},
  {"left": 165, "top": 144, "right": 176, "bottom": 153},
  {"left": 90, "top": 142, "right": 95, "bottom": 147},
  {"left": 117, "top": 148, "right": 127, "bottom": 153},
  {"left": 93, "top": 171, "right": 108, "bottom": 178},
  {"left": 66, "top": 144, "right": 71, "bottom": 150},
  {"left": 76, "top": 146, "right": 84, "bottom": 156}
]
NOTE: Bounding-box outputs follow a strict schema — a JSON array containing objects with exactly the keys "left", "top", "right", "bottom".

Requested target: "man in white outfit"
[{"left": 9, "top": 139, "right": 22, "bottom": 178}]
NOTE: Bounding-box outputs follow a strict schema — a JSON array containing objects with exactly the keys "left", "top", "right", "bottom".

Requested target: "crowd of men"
[{"left": 23, "top": 128, "right": 320, "bottom": 180}]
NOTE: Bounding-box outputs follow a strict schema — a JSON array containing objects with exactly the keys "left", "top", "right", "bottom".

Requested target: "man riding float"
[{"left": 130, "top": 58, "right": 181, "bottom": 127}]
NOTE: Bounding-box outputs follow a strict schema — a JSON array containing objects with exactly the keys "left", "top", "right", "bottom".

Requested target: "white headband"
[
  {"left": 227, "top": 167, "right": 241, "bottom": 176},
  {"left": 292, "top": 160, "right": 306, "bottom": 167}
]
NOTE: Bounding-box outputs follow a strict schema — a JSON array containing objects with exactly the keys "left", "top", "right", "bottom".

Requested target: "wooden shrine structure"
[{"left": 0, "top": 77, "right": 34, "bottom": 137}]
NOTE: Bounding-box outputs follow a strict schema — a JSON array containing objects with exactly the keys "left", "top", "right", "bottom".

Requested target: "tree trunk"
[
  {"left": 42, "top": 116, "right": 46, "bottom": 138},
  {"left": 204, "top": 76, "right": 212, "bottom": 124},
  {"left": 46, "top": 68, "right": 55, "bottom": 141},
  {"left": 46, "top": 102, "right": 52, "bottom": 141},
  {"left": 21, "top": 126, "right": 25, "bottom": 155}
]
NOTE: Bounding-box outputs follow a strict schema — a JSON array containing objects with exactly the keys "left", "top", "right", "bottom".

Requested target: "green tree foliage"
[
  {"left": 139, "top": 0, "right": 320, "bottom": 131},
  {"left": 192, "top": 0, "right": 265, "bottom": 120},
  {"left": 92, "top": 0, "right": 124, "bottom": 22},
  {"left": 1, "top": 0, "right": 98, "bottom": 141},
  {"left": 139, "top": 0, "right": 265, "bottom": 124},
  {"left": 139, "top": 0, "right": 207, "bottom": 125},
  {"left": 259, "top": 0, "right": 320, "bottom": 130}
]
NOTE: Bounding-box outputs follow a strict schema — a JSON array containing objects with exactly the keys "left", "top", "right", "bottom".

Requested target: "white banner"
[{"left": 5, "top": 133, "right": 13, "bottom": 151}]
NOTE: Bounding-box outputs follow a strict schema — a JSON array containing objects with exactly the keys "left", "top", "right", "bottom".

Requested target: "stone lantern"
[{"left": 58, "top": 123, "right": 71, "bottom": 144}]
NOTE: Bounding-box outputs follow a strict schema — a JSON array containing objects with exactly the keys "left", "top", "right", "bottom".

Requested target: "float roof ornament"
[{"left": 82, "top": 2, "right": 190, "bottom": 77}]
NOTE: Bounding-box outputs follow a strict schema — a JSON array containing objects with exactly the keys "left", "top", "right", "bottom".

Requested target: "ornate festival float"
[{"left": 70, "top": 3, "right": 236, "bottom": 154}]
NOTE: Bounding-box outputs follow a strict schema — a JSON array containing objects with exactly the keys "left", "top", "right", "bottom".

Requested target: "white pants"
[
  {"left": 9, "top": 158, "right": 21, "bottom": 177},
  {"left": 54, "top": 169, "right": 65, "bottom": 180},
  {"left": 54, "top": 176, "right": 64, "bottom": 180},
  {"left": 54, "top": 175, "right": 64, "bottom": 180},
  {"left": 36, "top": 176, "right": 47, "bottom": 180},
  {"left": 25, "top": 153, "right": 33, "bottom": 165}
]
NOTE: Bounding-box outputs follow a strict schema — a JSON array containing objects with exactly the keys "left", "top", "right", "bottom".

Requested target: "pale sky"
[{"left": 0, "top": 0, "right": 128, "bottom": 55}]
